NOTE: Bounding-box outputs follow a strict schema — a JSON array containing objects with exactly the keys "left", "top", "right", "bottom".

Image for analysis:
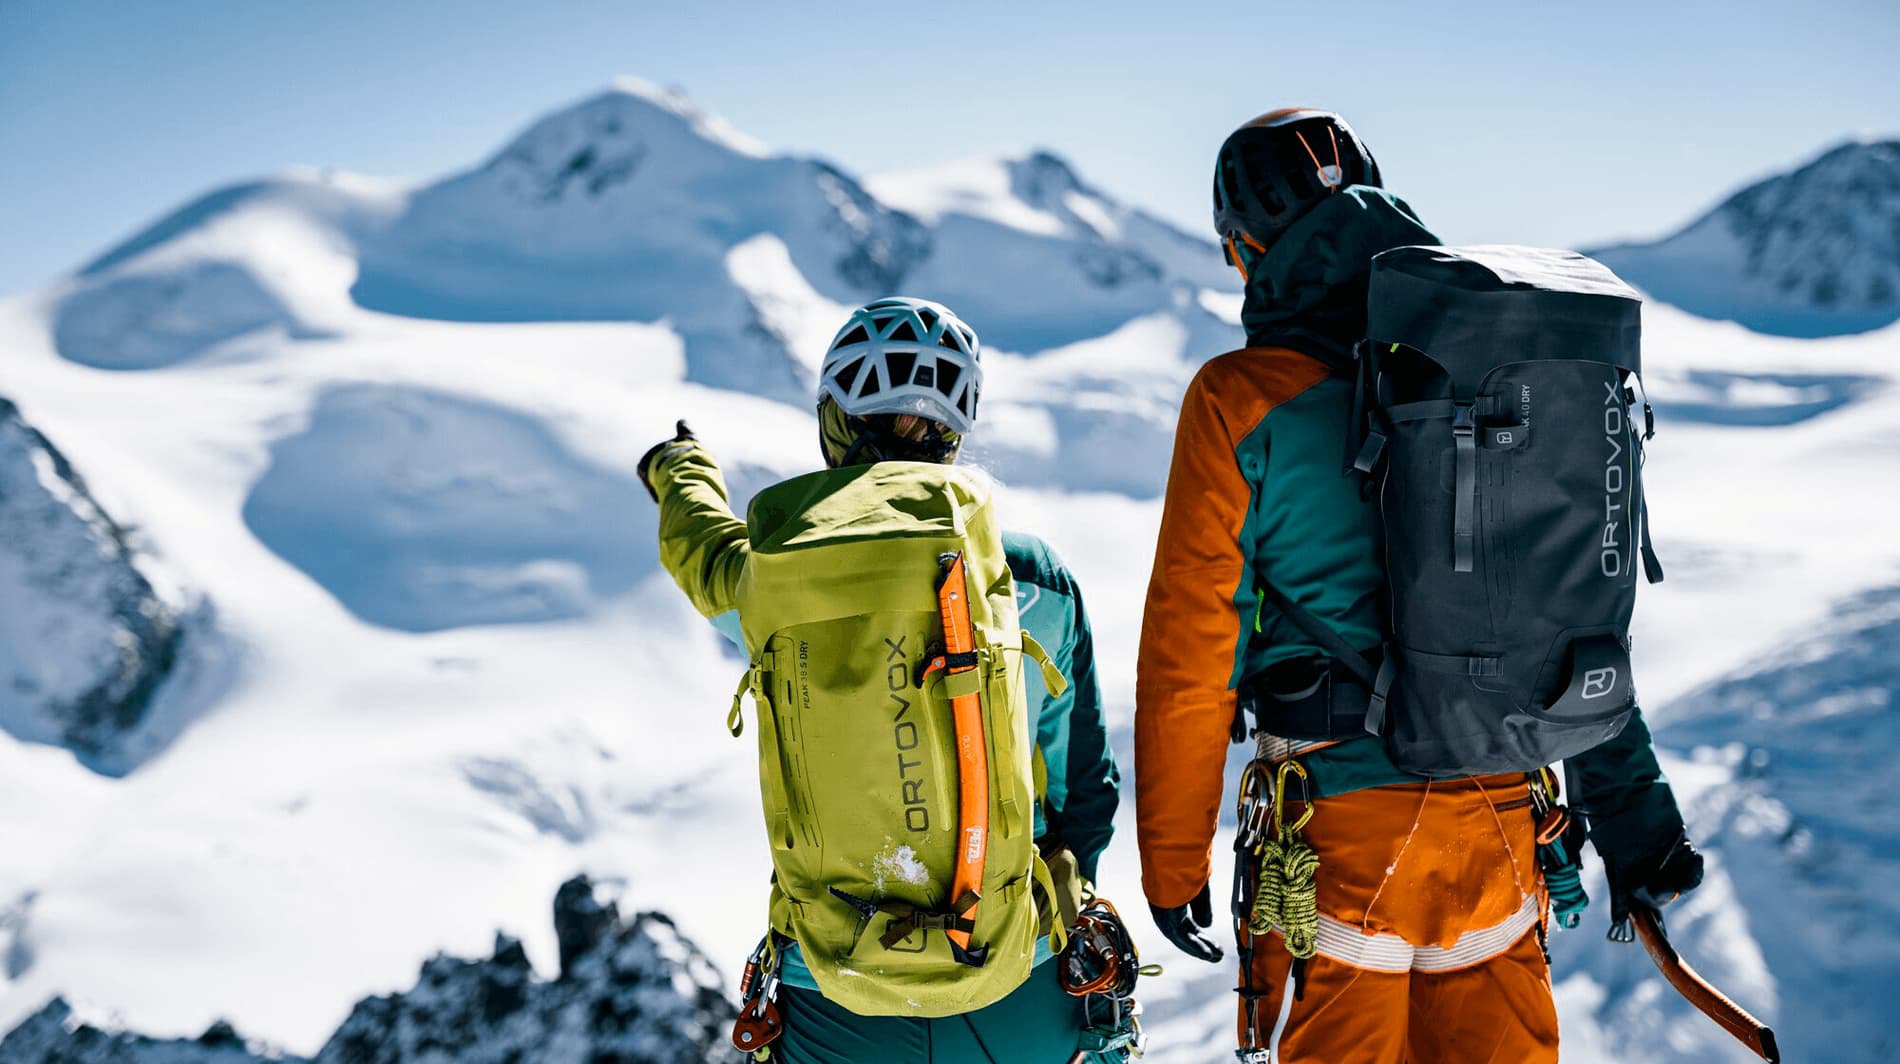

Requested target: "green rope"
[
  {"left": 1278, "top": 838, "right": 1320, "bottom": 960},
  {"left": 1247, "top": 839, "right": 1286, "bottom": 937},
  {"left": 1246, "top": 836, "right": 1321, "bottom": 960}
]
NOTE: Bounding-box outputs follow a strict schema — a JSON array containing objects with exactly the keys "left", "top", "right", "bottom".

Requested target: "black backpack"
[{"left": 1257, "top": 245, "right": 1662, "bottom": 777}]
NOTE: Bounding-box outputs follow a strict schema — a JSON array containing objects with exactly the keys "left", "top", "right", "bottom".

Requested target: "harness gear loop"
[
  {"left": 731, "top": 933, "right": 786, "bottom": 1059},
  {"left": 1529, "top": 768, "right": 1590, "bottom": 929},
  {"left": 1246, "top": 758, "right": 1321, "bottom": 971}
]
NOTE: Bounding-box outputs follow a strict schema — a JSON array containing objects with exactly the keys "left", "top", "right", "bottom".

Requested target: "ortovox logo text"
[
  {"left": 885, "top": 635, "right": 929, "bottom": 832},
  {"left": 1601, "top": 381, "right": 1627, "bottom": 578},
  {"left": 1581, "top": 666, "right": 1618, "bottom": 700}
]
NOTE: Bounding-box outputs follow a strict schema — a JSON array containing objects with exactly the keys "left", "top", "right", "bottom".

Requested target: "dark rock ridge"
[
  {"left": 0, "top": 397, "right": 182, "bottom": 765},
  {"left": 0, "top": 876, "right": 739, "bottom": 1064}
]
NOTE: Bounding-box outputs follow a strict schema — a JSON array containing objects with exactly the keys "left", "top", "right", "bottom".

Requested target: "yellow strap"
[
  {"left": 1032, "top": 745, "right": 1049, "bottom": 800},
  {"left": 1020, "top": 631, "right": 1067, "bottom": 697},
  {"left": 1030, "top": 854, "right": 1068, "bottom": 954},
  {"left": 940, "top": 669, "right": 984, "bottom": 699},
  {"left": 727, "top": 665, "right": 756, "bottom": 737}
]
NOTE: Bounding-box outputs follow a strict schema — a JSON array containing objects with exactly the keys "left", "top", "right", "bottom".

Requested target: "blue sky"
[{"left": 1, "top": 0, "right": 1895, "bottom": 297}]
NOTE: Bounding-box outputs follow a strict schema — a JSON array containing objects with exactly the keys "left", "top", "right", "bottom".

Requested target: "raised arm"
[{"left": 639, "top": 424, "right": 750, "bottom": 623}]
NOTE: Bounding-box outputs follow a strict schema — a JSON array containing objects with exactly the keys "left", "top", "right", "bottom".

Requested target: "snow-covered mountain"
[
  {"left": 1592, "top": 139, "right": 1900, "bottom": 337},
  {"left": 1, "top": 79, "right": 1895, "bottom": 1064}
]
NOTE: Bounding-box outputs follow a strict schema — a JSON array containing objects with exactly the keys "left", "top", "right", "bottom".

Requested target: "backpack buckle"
[{"left": 1451, "top": 403, "right": 1477, "bottom": 438}]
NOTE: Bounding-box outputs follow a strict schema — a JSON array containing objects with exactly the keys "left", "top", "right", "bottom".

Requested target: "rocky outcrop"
[
  {"left": 0, "top": 397, "right": 182, "bottom": 765},
  {"left": 0, "top": 877, "right": 739, "bottom": 1064}
]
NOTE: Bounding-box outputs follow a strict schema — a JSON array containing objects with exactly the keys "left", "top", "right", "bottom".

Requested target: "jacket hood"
[{"left": 1241, "top": 186, "right": 1439, "bottom": 369}]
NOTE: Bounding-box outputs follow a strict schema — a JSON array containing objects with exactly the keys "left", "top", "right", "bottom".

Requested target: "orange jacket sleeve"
[{"left": 1135, "top": 352, "right": 1326, "bottom": 908}]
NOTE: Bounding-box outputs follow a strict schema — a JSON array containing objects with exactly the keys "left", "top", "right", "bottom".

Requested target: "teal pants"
[{"left": 774, "top": 963, "right": 1108, "bottom": 1064}]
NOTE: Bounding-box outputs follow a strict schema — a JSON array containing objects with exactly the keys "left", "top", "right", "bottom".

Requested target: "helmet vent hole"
[
  {"left": 937, "top": 328, "right": 962, "bottom": 353},
  {"left": 887, "top": 319, "right": 920, "bottom": 343},
  {"left": 859, "top": 364, "right": 882, "bottom": 398},
  {"left": 832, "top": 357, "right": 864, "bottom": 394},
  {"left": 887, "top": 351, "right": 917, "bottom": 386},
  {"left": 935, "top": 362, "right": 962, "bottom": 397},
  {"left": 916, "top": 307, "right": 938, "bottom": 330},
  {"left": 835, "top": 324, "right": 871, "bottom": 348}
]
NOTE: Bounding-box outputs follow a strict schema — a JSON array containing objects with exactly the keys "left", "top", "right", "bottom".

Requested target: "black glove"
[
  {"left": 1604, "top": 828, "right": 1704, "bottom": 941},
  {"left": 637, "top": 420, "right": 696, "bottom": 502},
  {"left": 1149, "top": 884, "right": 1223, "bottom": 963}
]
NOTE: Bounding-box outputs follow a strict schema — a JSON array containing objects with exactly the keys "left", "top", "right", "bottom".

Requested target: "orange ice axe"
[
  {"left": 921, "top": 551, "right": 989, "bottom": 966},
  {"left": 1632, "top": 908, "right": 1779, "bottom": 1062}
]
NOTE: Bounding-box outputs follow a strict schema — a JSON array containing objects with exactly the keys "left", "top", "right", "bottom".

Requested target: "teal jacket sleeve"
[
  {"left": 1005, "top": 532, "right": 1122, "bottom": 883},
  {"left": 1563, "top": 707, "right": 1687, "bottom": 865}
]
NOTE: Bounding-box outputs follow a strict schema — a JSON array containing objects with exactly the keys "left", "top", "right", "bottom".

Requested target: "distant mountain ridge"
[
  {"left": 60, "top": 78, "right": 1235, "bottom": 404},
  {"left": 1591, "top": 138, "right": 1900, "bottom": 337}
]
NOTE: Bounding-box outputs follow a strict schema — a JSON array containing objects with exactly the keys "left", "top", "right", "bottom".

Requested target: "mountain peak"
[
  {"left": 1591, "top": 136, "right": 1900, "bottom": 337},
  {"left": 590, "top": 77, "right": 772, "bottom": 158},
  {"left": 462, "top": 81, "right": 773, "bottom": 207},
  {"left": 1004, "top": 148, "right": 1093, "bottom": 208}
]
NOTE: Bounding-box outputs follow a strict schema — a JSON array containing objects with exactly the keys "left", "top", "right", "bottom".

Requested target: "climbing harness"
[
  {"left": 1059, "top": 894, "right": 1159, "bottom": 1062},
  {"left": 731, "top": 933, "right": 787, "bottom": 1060},
  {"left": 1528, "top": 767, "right": 1589, "bottom": 930},
  {"left": 1231, "top": 755, "right": 1321, "bottom": 1062}
]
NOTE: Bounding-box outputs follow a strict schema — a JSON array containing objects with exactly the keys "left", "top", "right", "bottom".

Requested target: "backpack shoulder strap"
[{"left": 1255, "top": 579, "right": 1380, "bottom": 689}]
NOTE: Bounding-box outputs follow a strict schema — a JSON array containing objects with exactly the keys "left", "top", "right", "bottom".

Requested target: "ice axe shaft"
[
  {"left": 1632, "top": 908, "right": 1779, "bottom": 1062},
  {"left": 934, "top": 552, "right": 988, "bottom": 955}
]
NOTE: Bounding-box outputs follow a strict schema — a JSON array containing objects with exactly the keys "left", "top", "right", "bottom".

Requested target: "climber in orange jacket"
[{"left": 1134, "top": 110, "right": 1703, "bottom": 1062}]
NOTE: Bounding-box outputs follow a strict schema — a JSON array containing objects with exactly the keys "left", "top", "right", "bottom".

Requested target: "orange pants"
[{"left": 1238, "top": 774, "right": 1560, "bottom": 1063}]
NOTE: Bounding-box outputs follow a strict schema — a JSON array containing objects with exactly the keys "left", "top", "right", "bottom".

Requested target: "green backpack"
[{"left": 727, "top": 461, "right": 1067, "bottom": 1017}]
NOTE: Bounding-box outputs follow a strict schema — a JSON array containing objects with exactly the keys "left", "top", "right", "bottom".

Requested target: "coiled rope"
[{"left": 1247, "top": 759, "right": 1320, "bottom": 960}]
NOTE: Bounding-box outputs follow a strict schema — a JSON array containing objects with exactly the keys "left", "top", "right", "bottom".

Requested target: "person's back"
[
  {"left": 640, "top": 298, "right": 1130, "bottom": 1063},
  {"left": 1136, "top": 110, "right": 1705, "bottom": 1063}
]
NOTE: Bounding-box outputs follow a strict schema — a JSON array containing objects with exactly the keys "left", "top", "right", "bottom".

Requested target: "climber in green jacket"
[{"left": 638, "top": 297, "right": 1126, "bottom": 1064}]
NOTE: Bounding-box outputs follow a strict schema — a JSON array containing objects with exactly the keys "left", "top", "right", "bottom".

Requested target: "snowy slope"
[
  {"left": 1592, "top": 139, "right": 1900, "bottom": 338},
  {"left": 1, "top": 81, "right": 1895, "bottom": 1064}
]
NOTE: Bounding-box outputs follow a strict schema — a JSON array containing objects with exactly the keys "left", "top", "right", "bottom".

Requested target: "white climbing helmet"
[{"left": 817, "top": 297, "right": 982, "bottom": 437}]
